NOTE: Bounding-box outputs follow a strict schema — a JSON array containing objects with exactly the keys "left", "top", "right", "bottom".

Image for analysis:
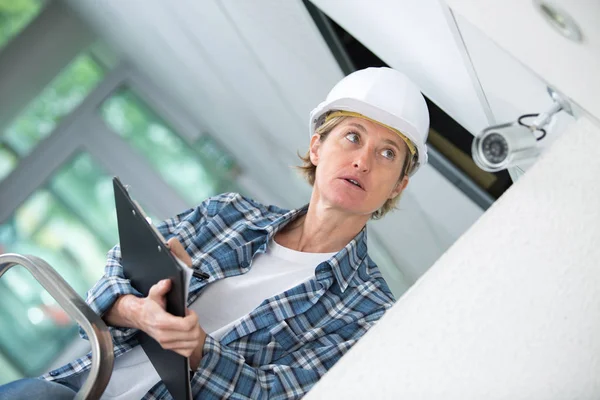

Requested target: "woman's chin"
[
  {"left": 314, "top": 185, "right": 378, "bottom": 216},
  {"left": 325, "top": 196, "right": 375, "bottom": 217}
]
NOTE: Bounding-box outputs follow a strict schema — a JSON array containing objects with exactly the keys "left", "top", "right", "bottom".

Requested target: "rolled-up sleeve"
[{"left": 79, "top": 244, "right": 144, "bottom": 342}]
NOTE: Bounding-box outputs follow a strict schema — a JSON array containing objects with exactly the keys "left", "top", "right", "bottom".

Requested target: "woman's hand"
[
  {"left": 136, "top": 279, "right": 206, "bottom": 359},
  {"left": 166, "top": 237, "right": 193, "bottom": 268},
  {"left": 135, "top": 237, "right": 207, "bottom": 359},
  {"left": 166, "top": 237, "right": 207, "bottom": 369},
  {"left": 105, "top": 237, "right": 207, "bottom": 363}
]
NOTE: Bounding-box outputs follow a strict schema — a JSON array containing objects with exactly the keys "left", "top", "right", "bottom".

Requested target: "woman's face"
[{"left": 309, "top": 117, "right": 410, "bottom": 217}]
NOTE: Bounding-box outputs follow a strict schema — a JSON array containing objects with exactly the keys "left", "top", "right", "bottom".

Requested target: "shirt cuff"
[{"left": 79, "top": 276, "right": 143, "bottom": 342}]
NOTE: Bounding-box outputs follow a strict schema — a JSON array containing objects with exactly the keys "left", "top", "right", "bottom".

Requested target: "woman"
[{"left": 0, "top": 67, "right": 429, "bottom": 399}]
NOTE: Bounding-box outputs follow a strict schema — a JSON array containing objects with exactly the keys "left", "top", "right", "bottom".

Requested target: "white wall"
[{"left": 305, "top": 115, "right": 600, "bottom": 399}]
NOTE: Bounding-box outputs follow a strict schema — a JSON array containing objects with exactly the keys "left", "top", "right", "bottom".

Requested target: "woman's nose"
[{"left": 353, "top": 149, "right": 372, "bottom": 172}]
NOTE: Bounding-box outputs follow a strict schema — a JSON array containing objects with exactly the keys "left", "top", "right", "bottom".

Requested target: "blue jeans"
[{"left": 0, "top": 378, "right": 77, "bottom": 400}]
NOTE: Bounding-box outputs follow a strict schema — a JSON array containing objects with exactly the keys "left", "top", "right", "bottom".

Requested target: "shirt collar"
[
  {"left": 327, "top": 226, "right": 369, "bottom": 291},
  {"left": 245, "top": 204, "right": 369, "bottom": 292}
]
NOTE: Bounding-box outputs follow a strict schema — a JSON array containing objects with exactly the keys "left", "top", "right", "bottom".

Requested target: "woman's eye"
[
  {"left": 382, "top": 149, "right": 395, "bottom": 160},
  {"left": 345, "top": 132, "right": 359, "bottom": 143}
]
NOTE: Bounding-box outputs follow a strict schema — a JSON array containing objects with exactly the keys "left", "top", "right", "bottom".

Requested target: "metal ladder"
[{"left": 0, "top": 253, "right": 114, "bottom": 399}]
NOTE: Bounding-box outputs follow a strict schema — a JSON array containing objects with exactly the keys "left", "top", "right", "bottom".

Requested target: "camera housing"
[{"left": 472, "top": 122, "right": 540, "bottom": 172}]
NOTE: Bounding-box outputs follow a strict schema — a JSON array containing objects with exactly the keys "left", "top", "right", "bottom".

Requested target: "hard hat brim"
[{"left": 309, "top": 97, "right": 428, "bottom": 175}]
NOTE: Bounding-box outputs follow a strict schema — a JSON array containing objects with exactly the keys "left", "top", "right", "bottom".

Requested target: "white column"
[{"left": 305, "top": 116, "right": 600, "bottom": 400}]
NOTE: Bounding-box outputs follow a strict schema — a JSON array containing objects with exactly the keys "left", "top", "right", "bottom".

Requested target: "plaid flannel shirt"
[{"left": 43, "top": 193, "right": 395, "bottom": 399}]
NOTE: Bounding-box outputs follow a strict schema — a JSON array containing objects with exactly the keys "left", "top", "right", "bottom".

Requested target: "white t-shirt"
[{"left": 92, "top": 239, "right": 336, "bottom": 399}]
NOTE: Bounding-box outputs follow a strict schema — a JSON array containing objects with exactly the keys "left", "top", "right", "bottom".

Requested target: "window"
[
  {"left": 49, "top": 153, "right": 118, "bottom": 247},
  {"left": 0, "top": 153, "right": 115, "bottom": 377},
  {"left": 0, "top": 144, "right": 17, "bottom": 181},
  {"left": 0, "top": 0, "right": 243, "bottom": 383},
  {"left": 100, "top": 88, "right": 239, "bottom": 205},
  {"left": 1, "top": 52, "right": 105, "bottom": 158},
  {"left": 0, "top": 0, "right": 44, "bottom": 51}
]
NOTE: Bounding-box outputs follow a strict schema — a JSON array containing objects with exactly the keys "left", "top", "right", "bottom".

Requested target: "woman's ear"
[
  {"left": 309, "top": 134, "right": 321, "bottom": 165},
  {"left": 389, "top": 175, "right": 409, "bottom": 199}
]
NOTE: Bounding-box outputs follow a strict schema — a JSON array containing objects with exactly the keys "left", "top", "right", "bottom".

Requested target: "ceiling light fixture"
[{"left": 534, "top": 0, "right": 583, "bottom": 43}]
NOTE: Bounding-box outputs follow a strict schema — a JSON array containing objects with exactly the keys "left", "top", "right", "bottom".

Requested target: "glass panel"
[
  {"left": 0, "top": 153, "right": 115, "bottom": 379},
  {"left": 2, "top": 52, "right": 105, "bottom": 156},
  {"left": 0, "top": 351, "right": 21, "bottom": 386},
  {"left": 0, "top": 143, "right": 17, "bottom": 182},
  {"left": 100, "top": 88, "right": 239, "bottom": 205},
  {"left": 2, "top": 187, "right": 109, "bottom": 288},
  {"left": 0, "top": 266, "right": 78, "bottom": 378},
  {"left": 0, "top": 0, "right": 44, "bottom": 51},
  {"left": 191, "top": 135, "right": 238, "bottom": 179},
  {"left": 50, "top": 153, "right": 118, "bottom": 247}
]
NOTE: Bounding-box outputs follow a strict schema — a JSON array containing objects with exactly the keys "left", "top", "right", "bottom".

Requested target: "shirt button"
[{"left": 241, "top": 261, "right": 249, "bottom": 268}]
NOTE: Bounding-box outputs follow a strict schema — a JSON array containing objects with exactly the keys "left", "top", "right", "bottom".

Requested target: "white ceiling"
[
  {"left": 447, "top": 0, "right": 600, "bottom": 122},
  {"left": 310, "top": 0, "right": 581, "bottom": 163},
  {"left": 61, "top": 0, "right": 500, "bottom": 294},
  {"left": 311, "top": 0, "right": 495, "bottom": 135}
]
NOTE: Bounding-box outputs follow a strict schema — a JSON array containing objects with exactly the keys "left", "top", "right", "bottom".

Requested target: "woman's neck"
[{"left": 275, "top": 203, "right": 368, "bottom": 253}]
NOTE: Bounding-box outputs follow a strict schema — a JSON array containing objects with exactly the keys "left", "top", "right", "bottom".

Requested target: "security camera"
[
  {"left": 471, "top": 122, "right": 540, "bottom": 172},
  {"left": 471, "top": 87, "right": 573, "bottom": 173}
]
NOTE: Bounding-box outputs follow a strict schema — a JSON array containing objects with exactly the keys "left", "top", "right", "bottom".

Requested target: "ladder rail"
[{"left": 0, "top": 253, "right": 113, "bottom": 400}]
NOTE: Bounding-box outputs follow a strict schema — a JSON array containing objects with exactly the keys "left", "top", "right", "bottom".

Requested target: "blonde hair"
[{"left": 297, "top": 115, "right": 413, "bottom": 219}]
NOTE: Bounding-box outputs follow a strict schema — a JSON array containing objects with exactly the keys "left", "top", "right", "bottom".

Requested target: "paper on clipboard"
[{"left": 174, "top": 256, "right": 194, "bottom": 301}]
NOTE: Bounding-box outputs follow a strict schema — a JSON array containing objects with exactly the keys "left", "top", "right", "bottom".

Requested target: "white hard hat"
[{"left": 309, "top": 67, "right": 429, "bottom": 176}]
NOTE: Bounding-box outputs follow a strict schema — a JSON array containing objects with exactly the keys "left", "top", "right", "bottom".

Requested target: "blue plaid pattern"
[{"left": 43, "top": 193, "right": 395, "bottom": 399}]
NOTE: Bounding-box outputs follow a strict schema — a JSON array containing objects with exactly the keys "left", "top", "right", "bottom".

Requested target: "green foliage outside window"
[
  {"left": 3, "top": 53, "right": 105, "bottom": 156},
  {"left": 50, "top": 153, "right": 118, "bottom": 248},
  {"left": 101, "top": 89, "right": 240, "bottom": 205},
  {"left": 0, "top": 144, "right": 17, "bottom": 181},
  {"left": 0, "top": 182, "right": 110, "bottom": 379},
  {"left": 0, "top": 0, "right": 43, "bottom": 51},
  {"left": 0, "top": 3, "right": 242, "bottom": 379}
]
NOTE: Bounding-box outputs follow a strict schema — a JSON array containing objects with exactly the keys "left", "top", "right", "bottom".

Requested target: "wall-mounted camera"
[
  {"left": 472, "top": 122, "right": 540, "bottom": 172},
  {"left": 471, "top": 87, "right": 573, "bottom": 173}
]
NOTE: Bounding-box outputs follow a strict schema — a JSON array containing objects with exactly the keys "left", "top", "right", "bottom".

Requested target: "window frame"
[
  {"left": 0, "top": 63, "right": 195, "bottom": 223},
  {"left": 0, "top": 0, "right": 96, "bottom": 133}
]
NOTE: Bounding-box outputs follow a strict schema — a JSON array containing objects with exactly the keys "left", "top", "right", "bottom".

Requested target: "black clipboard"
[{"left": 113, "top": 177, "right": 192, "bottom": 400}]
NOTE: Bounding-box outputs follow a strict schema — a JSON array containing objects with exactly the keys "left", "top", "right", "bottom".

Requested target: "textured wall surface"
[{"left": 305, "top": 116, "right": 600, "bottom": 400}]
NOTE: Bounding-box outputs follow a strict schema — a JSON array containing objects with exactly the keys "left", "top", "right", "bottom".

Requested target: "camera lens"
[
  {"left": 481, "top": 132, "right": 509, "bottom": 165},
  {"left": 472, "top": 123, "right": 540, "bottom": 173}
]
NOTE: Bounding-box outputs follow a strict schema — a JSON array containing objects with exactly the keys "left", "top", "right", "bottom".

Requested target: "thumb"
[{"left": 148, "top": 279, "right": 171, "bottom": 300}]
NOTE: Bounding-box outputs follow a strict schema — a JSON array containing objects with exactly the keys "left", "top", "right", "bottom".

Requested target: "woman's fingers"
[
  {"left": 171, "top": 347, "right": 197, "bottom": 358},
  {"left": 148, "top": 279, "right": 171, "bottom": 303},
  {"left": 151, "top": 310, "right": 197, "bottom": 331},
  {"left": 145, "top": 309, "right": 200, "bottom": 348},
  {"left": 140, "top": 292, "right": 204, "bottom": 355},
  {"left": 154, "top": 325, "right": 202, "bottom": 357},
  {"left": 156, "top": 334, "right": 201, "bottom": 350},
  {"left": 163, "top": 340, "right": 200, "bottom": 353},
  {"left": 184, "top": 309, "right": 199, "bottom": 326},
  {"left": 145, "top": 313, "right": 207, "bottom": 361},
  {"left": 153, "top": 326, "right": 201, "bottom": 343},
  {"left": 167, "top": 237, "right": 193, "bottom": 267}
]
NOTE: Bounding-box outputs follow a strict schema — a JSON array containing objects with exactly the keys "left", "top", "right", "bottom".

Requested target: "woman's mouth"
[{"left": 341, "top": 178, "right": 364, "bottom": 190}]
